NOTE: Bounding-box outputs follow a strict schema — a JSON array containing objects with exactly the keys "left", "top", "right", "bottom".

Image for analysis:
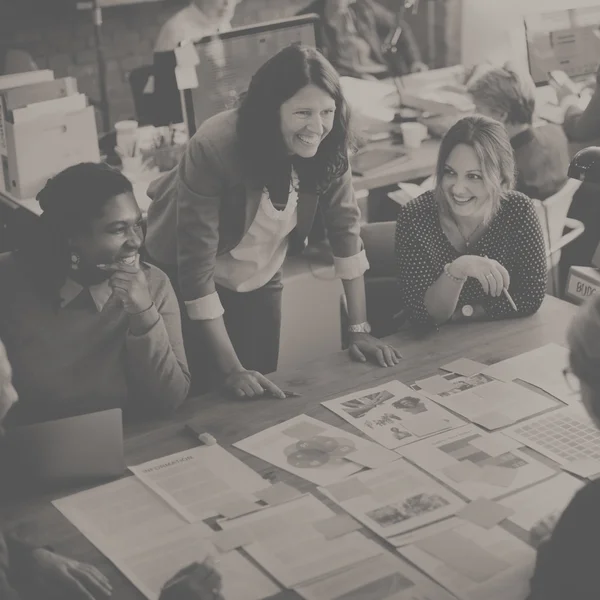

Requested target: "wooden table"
[{"left": 1, "top": 295, "right": 578, "bottom": 599}]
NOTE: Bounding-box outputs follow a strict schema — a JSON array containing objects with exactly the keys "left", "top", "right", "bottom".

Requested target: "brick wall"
[{"left": 0, "top": 0, "right": 451, "bottom": 130}]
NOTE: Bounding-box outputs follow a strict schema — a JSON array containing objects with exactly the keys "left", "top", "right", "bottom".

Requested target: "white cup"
[
  {"left": 401, "top": 122, "right": 428, "bottom": 149},
  {"left": 115, "top": 120, "right": 138, "bottom": 156}
]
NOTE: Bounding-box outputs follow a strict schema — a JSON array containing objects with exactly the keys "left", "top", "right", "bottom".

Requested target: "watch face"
[{"left": 461, "top": 304, "right": 474, "bottom": 317}]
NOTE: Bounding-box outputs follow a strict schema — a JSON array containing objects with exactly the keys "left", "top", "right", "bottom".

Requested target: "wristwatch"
[
  {"left": 461, "top": 304, "right": 474, "bottom": 318},
  {"left": 348, "top": 321, "right": 372, "bottom": 334}
]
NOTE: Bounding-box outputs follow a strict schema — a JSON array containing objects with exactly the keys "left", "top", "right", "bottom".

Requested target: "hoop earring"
[{"left": 70, "top": 251, "right": 80, "bottom": 271}]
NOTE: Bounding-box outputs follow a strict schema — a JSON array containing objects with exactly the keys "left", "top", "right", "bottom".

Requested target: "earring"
[{"left": 70, "top": 251, "right": 80, "bottom": 271}]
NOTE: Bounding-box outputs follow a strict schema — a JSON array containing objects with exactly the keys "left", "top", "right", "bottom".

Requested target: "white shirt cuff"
[
  {"left": 333, "top": 249, "right": 370, "bottom": 280},
  {"left": 559, "top": 94, "right": 581, "bottom": 114},
  {"left": 185, "top": 292, "right": 225, "bottom": 320}
]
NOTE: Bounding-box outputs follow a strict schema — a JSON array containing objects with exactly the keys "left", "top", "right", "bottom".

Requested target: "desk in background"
[{"left": 1, "top": 295, "right": 577, "bottom": 600}]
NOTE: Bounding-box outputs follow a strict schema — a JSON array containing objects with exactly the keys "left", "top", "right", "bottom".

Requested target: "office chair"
[{"left": 128, "top": 65, "right": 155, "bottom": 126}]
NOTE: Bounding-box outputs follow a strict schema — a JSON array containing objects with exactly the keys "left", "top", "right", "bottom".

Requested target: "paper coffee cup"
[
  {"left": 115, "top": 120, "right": 138, "bottom": 156},
  {"left": 401, "top": 122, "right": 428, "bottom": 149}
]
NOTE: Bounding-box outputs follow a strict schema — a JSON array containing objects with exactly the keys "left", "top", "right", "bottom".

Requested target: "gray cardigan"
[{"left": 145, "top": 109, "right": 363, "bottom": 303}]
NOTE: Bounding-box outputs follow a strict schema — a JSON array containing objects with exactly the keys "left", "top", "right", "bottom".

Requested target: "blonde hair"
[
  {"left": 434, "top": 115, "right": 516, "bottom": 223},
  {"left": 568, "top": 295, "right": 600, "bottom": 388},
  {"left": 468, "top": 63, "right": 536, "bottom": 125}
]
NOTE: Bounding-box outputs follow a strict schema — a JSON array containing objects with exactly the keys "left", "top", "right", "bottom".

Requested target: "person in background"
[
  {"left": 0, "top": 337, "right": 113, "bottom": 599},
  {"left": 145, "top": 44, "right": 401, "bottom": 399},
  {"left": 298, "top": 0, "right": 427, "bottom": 79},
  {"left": 154, "top": 0, "right": 239, "bottom": 52},
  {"left": 0, "top": 162, "right": 189, "bottom": 426},
  {"left": 526, "top": 292, "right": 600, "bottom": 600},
  {"left": 468, "top": 63, "right": 569, "bottom": 201},
  {"left": 0, "top": 47, "right": 37, "bottom": 76},
  {"left": 395, "top": 114, "right": 546, "bottom": 326}
]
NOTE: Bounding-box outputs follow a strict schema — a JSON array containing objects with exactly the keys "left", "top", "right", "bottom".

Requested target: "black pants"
[{"left": 149, "top": 257, "right": 283, "bottom": 393}]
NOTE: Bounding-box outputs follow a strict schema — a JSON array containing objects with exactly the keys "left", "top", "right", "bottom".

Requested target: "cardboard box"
[
  {"left": 0, "top": 77, "right": 78, "bottom": 115},
  {"left": 565, "top": 266, "right": 600, "bottom": 305},
  {"left": 0, "top": 106, "right": 100, "bottom": 199}
]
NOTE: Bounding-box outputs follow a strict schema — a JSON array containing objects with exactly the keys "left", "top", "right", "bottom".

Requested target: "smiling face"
[
  {"left": 279, "top": 84, "right": 336, "bottom": 158},
  {"left": 70, "top": 192, "right": 144, "bottom": 273},
  {"left": 441, "top": 143, "right": 490, "bottom": 219}
]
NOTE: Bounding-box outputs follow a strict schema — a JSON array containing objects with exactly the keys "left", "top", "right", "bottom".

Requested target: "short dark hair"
[
  {"left": 16, "top": 162, "right": 133, "bottom": 297},
  {"left": 236, "top": 44, "right": 352, "bottom": 193}
]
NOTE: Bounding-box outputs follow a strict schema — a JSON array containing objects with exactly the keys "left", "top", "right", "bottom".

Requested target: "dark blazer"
[{"left": 145, "top": 109, "right": 363, "bottom": 302}]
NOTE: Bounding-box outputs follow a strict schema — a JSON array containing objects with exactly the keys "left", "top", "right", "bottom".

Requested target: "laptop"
[{"left": 1, "top": 408, "right": 126, "bottom": 484}]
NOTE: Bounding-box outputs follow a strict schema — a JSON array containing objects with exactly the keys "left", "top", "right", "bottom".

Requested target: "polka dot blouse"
[{"left": 395, "top": 190, "right": 547, "bottom": 325}]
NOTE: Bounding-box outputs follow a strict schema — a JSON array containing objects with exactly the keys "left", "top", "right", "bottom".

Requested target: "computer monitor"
[
  {"left": 525, "top": 4, "right": 600, "bottom": 85},
  {"left": 180, "top": 14, "right": 320, "bottom": 137}
]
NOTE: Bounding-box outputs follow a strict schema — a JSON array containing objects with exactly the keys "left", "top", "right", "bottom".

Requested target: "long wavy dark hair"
[
  {"left": 236, "top": 44, "right": 353, "bottom": 194},
  {"left": 15, "top": 162, "right": 134, "bottom": 301}
]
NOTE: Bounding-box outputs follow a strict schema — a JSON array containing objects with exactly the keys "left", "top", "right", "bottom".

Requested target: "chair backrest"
[
  {"left": 128, "top": 65, "right": 155, "bottom": 126},
  {"left": 532, "top": 178, "right": 582, "bottom": 259},
  {"left": 360, "top": 221, "right": 396, "bottom": 277}
]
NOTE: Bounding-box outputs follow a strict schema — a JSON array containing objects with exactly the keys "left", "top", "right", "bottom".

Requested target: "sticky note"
[
  {"left": 441, "top": 359, "right": 487, "bottom": 377},
  {"left": 401, "top": 415, "right": 451, "bottom": 437},
  {"left": 472, "top": 411, "right": 514, "bottom": 430},
  {"left": 442, "top": 460, "right": 481, "bottom": 483},
  {"left": 175, "top": 65, "right": 199, "bottom": 90},
  {"left": 470, "top": 434, "right": 521, "bottom": 457},
  {"left": 563, "top": 458, "right": 600, "bottom": 479},
  {"left": 282, "top": 420, "right": 326, "bottom": 440},
  {"left": 325, "top": 478, "right": 371, "bottom": 502},
  {"left": 478, "top": 465, "right": 517, "bottom": 488},
  {"left": 212, "top": 527, "right": 253, "bottom": 552},
  {"left": 345, "top": 446, "right": 398, "bottom": 469},
  {"left": 457, "top": 498, "right": 515, "bottom": 529},
  {"left": 313, "top": 514, "right": 362, "bottom": 539},
  {"left": 255, "top": 482, "right": 303, "bottom": 506},
  {"left": 415, "top": 375, "right": 456, "bottom": 395},
  {"left": 415, "top": 529, "right": 510, "bottom": 582},
  {"left": 174, "top": 43, "right": 200, "bottom": 67},
  {"left": 219, "top": 498, "right": 261, "bottom": 519}
]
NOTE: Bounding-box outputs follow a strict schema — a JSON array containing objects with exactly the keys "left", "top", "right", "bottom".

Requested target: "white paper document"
[
  {"left": 399, "top": 425, "right": 556, "bottom": 500},
  {"left": 322, "top": 380, "right": 465, "bottom": 450},
  {"left": 53, "top": 477, "right": 279, "bottom": 600},
  {"left": 498, "top": 472, "right": 584, "bottom": 533},
  {"left": 318, "top": 459, "right": 465, "bottom": 539},
  {"left": 418, "top": 373, "right": 558, "bottom": 429},
  {"left": 233, "top": 415, "right": 398, "bottom": 486},
  {"left": 218, "top": 495, "right": 383, "bottom": 588},
  {"left": 129, "top": 445, "right": 269, "bottom": 522},
  {"left": 399, "top": 521, "right": 536, "bottom": 600},
  {"left": 295, "top": 552, "right": 456, "bottom": 600},
  {"left": 483, "top": 343, "right": 579, "bottom": 405},
  {"left": 503, "top": 406, "right": 600, "bottom": 472}
]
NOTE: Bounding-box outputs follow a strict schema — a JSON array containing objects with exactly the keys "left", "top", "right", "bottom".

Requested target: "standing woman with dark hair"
[
  {"left": 395, "top": 114, "right": 547, "bottom": 326},
  {"left": 145, "top": 44, "right": 400, "bottom": 399},
  {"left": 0, "top": 162, "right": 190, "bottom": 425}
]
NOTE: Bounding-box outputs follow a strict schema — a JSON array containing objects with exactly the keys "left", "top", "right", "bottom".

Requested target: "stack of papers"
[
  {"left": 318, "top": 459, "right": 465, "bottom": 539},
  {"left": 399, "top": 425, "right": 556, "bottom": 500},
  {"left": 322, "top": 380, "right": 465, "bottom": 450},
  {"left": 415, "top": 372, "right": 558, "bottom": 430},
  {"left": 483, "top": 343, "right": 578, "bottom": 406},
  {"left": 503, "top": 406, "right": 600, "bottom": 478},
  {"left": 129, "top": 445, "right": 271, "bottom": 522},
  {"left": 295, "top": 553, "right": 456, "bottom": 600},
  {"left": 233, "top": 415, "right": 398, "bottom": 485},
  {"left": 218, "top": 495, "right": 383, "bottom": 588},
  {"left": 53, "top": 477, "right": 279, "bottom": 600},
  {"left": 399, "top": 521, "right": 536, "bottom": 600}
]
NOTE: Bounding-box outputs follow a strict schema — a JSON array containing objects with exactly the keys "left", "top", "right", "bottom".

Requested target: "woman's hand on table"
[
  {"left": 451, "top": 256, "right": 510, "bottom": 297},
  {"left": 30, "top": 548, "right": 112, "bottom": 599},
  {"left": 348, "top": 333, "right": 401, "bottom": 367},
  {"left": 224, "top": 369, "right": 286, "bottom": 399}
]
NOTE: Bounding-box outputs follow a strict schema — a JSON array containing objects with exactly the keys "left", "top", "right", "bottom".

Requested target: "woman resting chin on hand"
[{"left": 395, "top": 114, "right": 547, "bottom": 327}]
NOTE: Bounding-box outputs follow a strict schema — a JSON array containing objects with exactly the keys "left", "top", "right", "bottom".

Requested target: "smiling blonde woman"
[{"left": 395, "top": 115, "right": 547, "bottom": 326}]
